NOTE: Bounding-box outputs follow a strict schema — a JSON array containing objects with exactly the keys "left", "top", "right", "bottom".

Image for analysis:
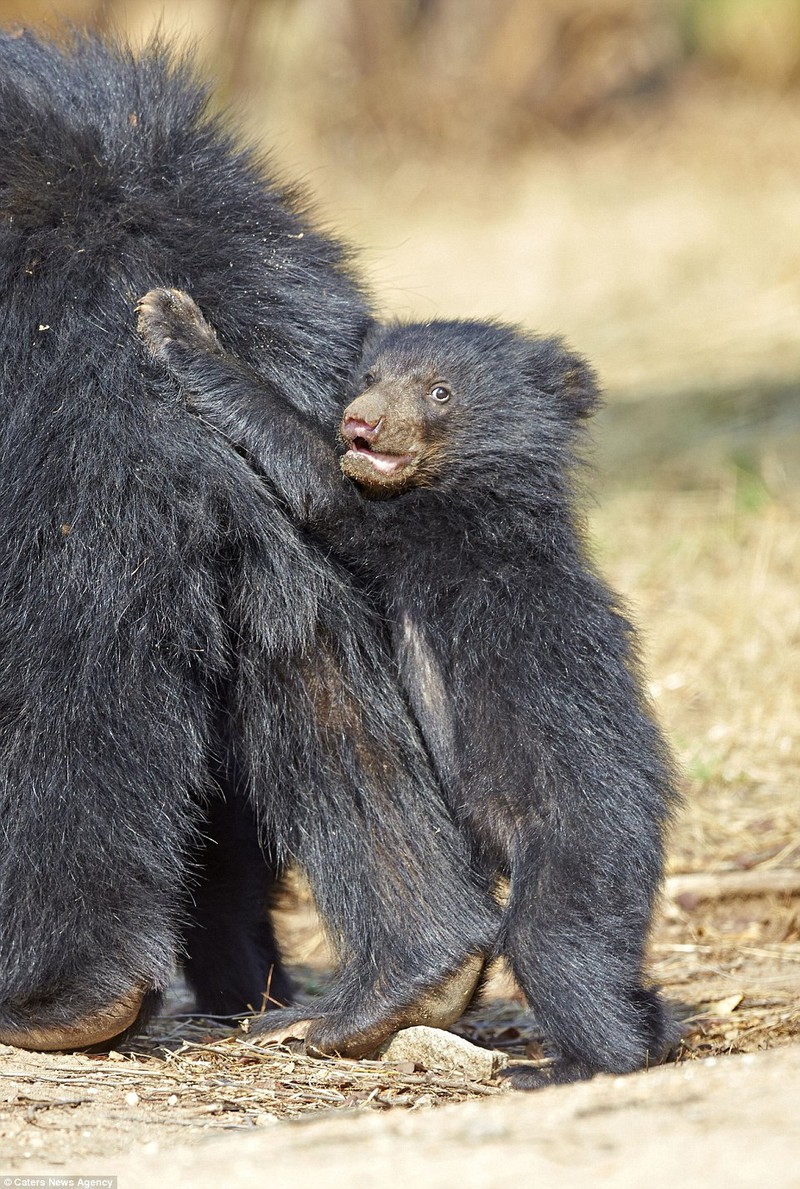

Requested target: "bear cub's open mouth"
[{"left": 345, "top": 438, "right": 413, "bottom": 475}]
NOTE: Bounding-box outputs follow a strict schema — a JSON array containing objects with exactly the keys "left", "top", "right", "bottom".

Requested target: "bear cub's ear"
[{"left": 526, "top": 337, "right": 602, "bottom": 422}]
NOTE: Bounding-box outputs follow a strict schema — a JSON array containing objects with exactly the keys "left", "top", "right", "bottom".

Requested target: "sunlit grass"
[{"left": 590, "top": 479, "right": 800, "bottom": 873}]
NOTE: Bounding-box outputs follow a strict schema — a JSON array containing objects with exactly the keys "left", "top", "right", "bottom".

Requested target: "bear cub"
[{"left": 138, "top": 288, "right": 679, "bottom": 1089}]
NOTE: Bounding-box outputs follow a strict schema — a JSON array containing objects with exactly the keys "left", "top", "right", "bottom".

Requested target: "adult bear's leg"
[
  {"left": 0, "top": 692, "right": 205, "bottom": 1050},
  {"left": 182, "top": 756, "right": 292, "bottom": 1018},
  {"left": 0, "top": 527, "right": 219, "bottom": 1050}
]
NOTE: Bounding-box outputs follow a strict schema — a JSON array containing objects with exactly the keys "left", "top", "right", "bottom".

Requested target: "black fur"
[
  {"left": 140, "top": 301, "right": 680, "bottom": 1086},
  {"left": 0, "top": 32, "right": 498, "bottom": 1051}
]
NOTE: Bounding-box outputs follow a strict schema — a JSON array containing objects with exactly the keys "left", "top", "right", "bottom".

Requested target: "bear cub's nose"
[{"left": 342, "top": 416, "right": 383, "bottom": 442}]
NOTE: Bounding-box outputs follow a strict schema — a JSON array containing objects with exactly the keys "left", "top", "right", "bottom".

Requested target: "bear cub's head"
[{"left": 339, "top": 320, "right": 600, "bottom": 499}]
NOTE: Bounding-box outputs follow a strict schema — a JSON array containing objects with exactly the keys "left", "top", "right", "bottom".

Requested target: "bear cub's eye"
[
  {"left": 362, "top": 372, "right": 377, "bottom": 388},
  {"left": 429, "top": 384, "right": 451, "bottom": 403}
]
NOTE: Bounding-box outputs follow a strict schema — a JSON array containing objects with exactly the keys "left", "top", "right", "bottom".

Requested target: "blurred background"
[
  {"left": 1, "top": 0, "right": 798, "bottom": 1048},
  {"left": 2, "top": 2, "right": 797, "bottom": 450},
  {"left": 2, "top": 2, "right": 798, "bottom": 426}
]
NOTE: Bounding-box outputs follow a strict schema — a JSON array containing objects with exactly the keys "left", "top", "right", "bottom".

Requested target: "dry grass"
[
  {"left": 591, "top": 485, "right": 800, "bottom": 875},
  {"left": 592, "top": 479, "right": 800, "bottom": 1066}
]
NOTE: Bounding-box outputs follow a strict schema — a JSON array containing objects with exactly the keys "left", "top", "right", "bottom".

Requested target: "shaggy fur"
[
  {"left": 138, "top": 294, "right": 680, "bottom": 1087},
  {"left": 0, "top": 32, "right": 498, "bottom": 1052}
]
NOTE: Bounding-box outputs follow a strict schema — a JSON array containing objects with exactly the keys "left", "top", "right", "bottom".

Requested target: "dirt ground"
[
  {"left": 1, "top": 80, "right": 799, "bottom": 1188},
  {"left": 1, "top": 866, "right": 799, "bottom": 1183},
  {"left": 3, "top": 1042, "right": 800, "bottom": 1188}
]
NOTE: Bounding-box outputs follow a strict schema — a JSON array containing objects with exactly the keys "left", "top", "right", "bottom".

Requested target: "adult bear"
[{"left": 0, "top": 32, "right": 496, "bottom": 1052}]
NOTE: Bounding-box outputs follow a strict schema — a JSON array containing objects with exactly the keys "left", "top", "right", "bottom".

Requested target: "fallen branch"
[{"left": 665, "top": 869, "right": 800, "bottom": 907}]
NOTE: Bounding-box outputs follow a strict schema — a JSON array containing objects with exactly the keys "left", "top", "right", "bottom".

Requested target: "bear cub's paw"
[{"left": 137, "top": 287, "right": 220, "bottom": 363}]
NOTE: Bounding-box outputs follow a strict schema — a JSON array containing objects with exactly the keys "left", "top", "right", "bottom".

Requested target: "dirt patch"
[
  {"left": 116, "top": 1046, "right": 800, "bottom": 1189},
  {"left": 1, "top": 871, "right": 798, "bottom": 1179},
  {"left": 3, "top": 1043, "right": 799, "bottom": 1188}
]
